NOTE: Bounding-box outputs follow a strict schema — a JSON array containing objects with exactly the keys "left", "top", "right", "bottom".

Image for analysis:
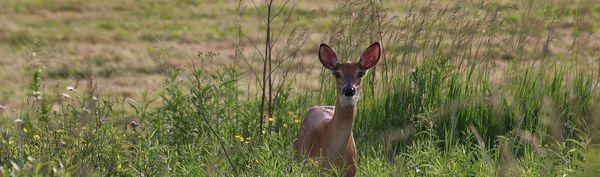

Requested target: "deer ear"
[
  {"left": 359, "top": 42, "right": 381, "bottom": 70},
  {"left": 318, "top": 43, "right": 339, "bottom": 70}
]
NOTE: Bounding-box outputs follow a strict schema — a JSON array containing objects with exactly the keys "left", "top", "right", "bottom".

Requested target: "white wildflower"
[
  {"left": 412, "top": 163, "right": 421, "bottom": 173},
  {"left": 100, "top": 116, "right": 107, "bottom": 124},
  {"left": 32, "top": 91, "right": 42, "bottom": 96},
  {"left": 32, "top": 91, "right": 43, "bottom": 100},
  {"left": 130, "top": 120, "right": 140, "bottom": 127},
  {"left": 66, "top": 86, "right": 75, "bottom": 91}
]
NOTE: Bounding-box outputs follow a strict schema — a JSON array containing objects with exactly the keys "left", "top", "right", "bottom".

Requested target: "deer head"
[{"left": 318, "top": 42, "right": 381, "bottom": 107}]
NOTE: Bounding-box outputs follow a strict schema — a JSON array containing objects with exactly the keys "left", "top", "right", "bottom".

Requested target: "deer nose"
[{"left": 342, "top": 86, "right": 355, "bottom": 97}]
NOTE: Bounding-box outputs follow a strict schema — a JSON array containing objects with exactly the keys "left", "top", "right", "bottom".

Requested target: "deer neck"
[{"left": 326, "top": 97, "right": 357, "bottom": 157}]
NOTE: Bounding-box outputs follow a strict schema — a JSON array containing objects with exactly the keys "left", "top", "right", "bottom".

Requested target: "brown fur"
[
  {"left": 295, "top": 62, "right": 365, "bottom": 177},
  {"left": 296, "top": 43, "right": 380, "bottom": 177}
]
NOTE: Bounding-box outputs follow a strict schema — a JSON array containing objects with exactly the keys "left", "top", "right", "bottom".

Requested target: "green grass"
[{"left": 1, "top": 0, "right": 600, "bottom": 176}]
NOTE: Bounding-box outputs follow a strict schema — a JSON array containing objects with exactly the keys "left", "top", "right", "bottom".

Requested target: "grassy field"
[
  {"left": 0, "top": 0, "right": 342, "bottom": 106},
  {"left": 1, "top": 0, "right": 600, "bottom": 176}
]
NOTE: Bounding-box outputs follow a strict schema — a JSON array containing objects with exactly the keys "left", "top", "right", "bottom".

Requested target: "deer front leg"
[{"left": 344, "top": 136, "right": 357, "bottom": 177}]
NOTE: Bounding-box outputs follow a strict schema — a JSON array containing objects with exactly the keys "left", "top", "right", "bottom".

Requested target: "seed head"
[{"left": 60, "top": 93, "right": 71, "bottom": 99}]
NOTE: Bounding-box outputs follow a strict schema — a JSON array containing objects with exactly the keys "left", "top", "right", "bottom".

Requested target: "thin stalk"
[{"left": 258, "top": 0, "right": 274, "bottom": 140}]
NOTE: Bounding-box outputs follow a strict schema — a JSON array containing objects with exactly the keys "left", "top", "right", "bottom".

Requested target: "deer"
[{"left": 295, "top": 42, "right": 381, "bottom": 177}]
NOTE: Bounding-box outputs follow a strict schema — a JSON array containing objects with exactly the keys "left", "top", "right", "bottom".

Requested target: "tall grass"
[{"left": 1, "top": 0, "right": 599, "bottom": 176}]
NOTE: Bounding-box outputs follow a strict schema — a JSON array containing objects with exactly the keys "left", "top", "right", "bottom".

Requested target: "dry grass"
[{"left": 0, "top": 0, "right": 598, "bottom": 109}]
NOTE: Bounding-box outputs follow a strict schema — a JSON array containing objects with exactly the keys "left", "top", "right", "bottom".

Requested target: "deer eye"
[
  {"left": 332, "top": 72, "right": 341, "bottom": 79},
  {"left": 357, "top": 71, "right": 365, "bottom": 78}
]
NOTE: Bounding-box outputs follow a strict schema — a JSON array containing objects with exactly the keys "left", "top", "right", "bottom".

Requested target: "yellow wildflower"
[
  {"left": 289, "top": 112, "right": 298, "bottom": 120},
  {"left": 23, "top": 128, "right": 28, "bottom": 133},
  {"left": 267, "top": 117, "right": 275, "bottom": 123},
  {"left": 33, "top": 135, "right": 41, "bottom": 141},
  {"left": 294, "top": 119, "right": 301, "bottom": 124},
  {"left": 261, "top": 130, "right": 266, "bottom": 135},
  {"left": 234, "top": 135, "right": 245, "bottom": 142},
  {"left": 8, "top": 140, "right": 14, "bottom": 145},
  {"left": 283, "top": 123, "right": 288, "bottom": 128}
]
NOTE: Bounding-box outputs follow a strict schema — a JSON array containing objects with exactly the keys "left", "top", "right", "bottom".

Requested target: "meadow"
[{"left": 1, "top": 0, "right": 600, "bottom": 176}]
